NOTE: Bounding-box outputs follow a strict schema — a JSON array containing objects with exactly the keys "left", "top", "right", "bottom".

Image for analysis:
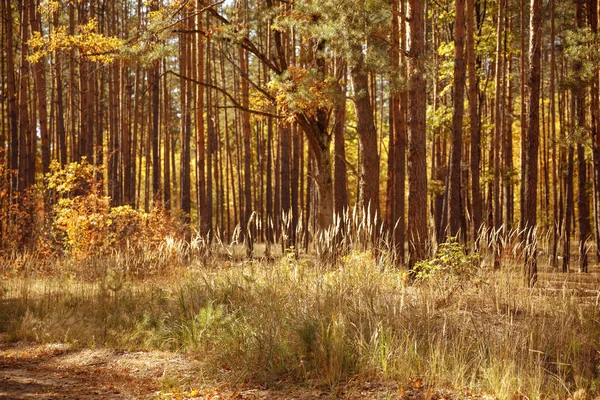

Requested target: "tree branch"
[{"left": 165, "top": 70, "right": 281, "bottom": 119}]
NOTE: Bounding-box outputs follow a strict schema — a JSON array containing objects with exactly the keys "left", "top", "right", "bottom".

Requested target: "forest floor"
[
  {"left": 2, "top": 248, "right": 599, "bottom": 399},
  {"left": 0, "top": 336, "right": 490, "bottom": 400}
]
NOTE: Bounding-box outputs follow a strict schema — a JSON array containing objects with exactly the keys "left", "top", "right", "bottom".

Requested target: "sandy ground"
[
  {"left": 0, "top": 339, "right": 187, "bottom": 399},
  {"left": 0, "top": 336, "right": 493, "bottom": 399}
]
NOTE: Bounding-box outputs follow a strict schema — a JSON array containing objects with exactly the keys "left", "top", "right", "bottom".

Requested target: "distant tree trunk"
[
  {"left": 407, "top": 0, "right": 428, "bottom": 269},
  {"left": 523, "top": 0, "right": 543, "bottom": 286},
  {"left": 3, "top": 0, "right": 19, "bottom": 191},
  {"left": 29, "top": 0, "right": 49, "bottom": 174},
  {"left": 162, "top": 61, "right": 171, "bottom": 210},
  {"left": 195, "top": 8, "right": 206, "bottom": 231},
  {"left": 575, "top": 0, "right": 591, "bottom": 272},
  {"left": 448, "top": 0, "right": 466, "bottom": 241},
  {"left": 334, "top": 65, "right": 348, "bottom": 219},
  {"left": 397, "top": 0, "right": 407, "bottom": 262},
  {"left": 280, "top": 123, "right": 291, "bottom": 243},
  {"left": 18, "top": 0, "right": 32, "bottom": 189},
  {"left": 179, "top": 27, "right": 191, "bottom": 222},
  {"left": 386, "top": 0, "right": 406, "bottom": 262},
  {"left": 503, "top": 16, "right": 514, "bottom": 228},
  {"left": 492, "top": 0, "right": 504, "bottom": 270},
  {"left": 588, "top": 0, "right": 600, "bottom": 262},
  {"left": 520, "top": 0, "right": 528, "bottom": 228},
  {"left": 266, "top": 118, "right": 273, "bottom": 242},
  {"left": 563, "top": 140, "right": 574, "bottom": 273},
  {"left": 351, "top": 47, "right": 380, "bottom": 220},
  {"left": 149, "top": 0, "right": 160, "bottom": 204},
  {"left": 68, "top": 2, "right": 76, "bottom": 162},
  {"left": 52, "top": 6, "right": 67, "bottom": 167},
  {"left": 151, "top": 61, "right": 160, "bottom": 204},
  {"left": 240, "top": 46, "right": 253, "bottom": 252},
  {"left": 132, "top": 67, "right": 141, "bottom": 209},
  {"left": 550, "top": 0, "right": 559, "bottom": 268},
  {"left": 291, "top": 125, "right": 301, "bottom": 248},
  {"left": 467, "top": 0, "right": 482, "bottom": 243}
]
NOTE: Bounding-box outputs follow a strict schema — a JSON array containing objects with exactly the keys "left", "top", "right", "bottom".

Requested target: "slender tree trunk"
[
  {"left": 520, "top": 0, "right": 528, "bottom": 228},
  {"left": 162, "top": 61, "right": 171, "bottom": 210},
  {"left": 195, "top": 8, "right": 205, "bottom": 231},
  {"left": 575, "top": 0, "right": 591, "bottom": 272},
  {"left": 588, "top": 0, "right": 600, "bottom": 262},
  {"left": 240, "top": 46, "right": 253, "bottom": 251},
  {"left": 504, "top": 16, "right": 514, "bottom": 228},
  {"left": 334, "top": 65, "right": 348, "bottom": 219},
  {"left": 18, "top": 0, "right": 32, "bottom": 190},
  {"left": 467, "top": 0, "right": 481, "bottom": 244},
  {"left": 351, "top": 48, "right": 380, "bottom": 220},
  {"left": 524, "top": 0, "right": 543, "bottom": 286},
  {"left": 397, "top": 0, "right": 407, "bottom": 262},
  {"left": 407, "top": 0, "right": 428, "bottom": 269},
  {"left": 3, "top": 0, "right": 18, "bottom": 192},
  {"left": 492, "top": 0, "right": 504, "bottom": 270},
  {"left": 550, "top": 0, "right": 559, "bottom": 268},
  {"left": 564, "top": 140, "right": 574, "bottom": 273},
  {"left": 280, "top": 122, "right": 291, "bottom": 245},
  {"left": 29, "top": 0, "right": 49, "bottom": 174},
  {"left": 448, "top": 0, "right": 466, "bottom": 241}
]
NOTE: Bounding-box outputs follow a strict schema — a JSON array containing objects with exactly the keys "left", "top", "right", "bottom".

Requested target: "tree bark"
[
  {"left": 492, "top": 0, "right": 504, "bottom": 270},
  {"left": 351, "top": 48, "right": 380, "bottom": 220},
  {"left": 448, "top": 0, "right": 466, "bottom": 241},
  {"left": 29, "top": 0, "right": 49, "bottom": 174},
  {"left": 575, "top": 0, "right": 591, "bottom": 272},
  {"left": 523, "top": 0, "right": 543, "bottom": 286},
  {"left": 467, "top": 0, "right": 481, "bottom": 244},
  {"left": 407, "top": 0, "right": 428, "bottom": 269},
  {"left": 334, "top": 65, "right": 348, "bottom": 219},
  {"left": 588, "top": 0, "right": 600, "bottom": 262}
]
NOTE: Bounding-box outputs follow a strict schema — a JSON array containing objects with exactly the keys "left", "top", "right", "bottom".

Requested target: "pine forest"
[{"left": 2, "top": 0, "right": 600, "bottom": 398}]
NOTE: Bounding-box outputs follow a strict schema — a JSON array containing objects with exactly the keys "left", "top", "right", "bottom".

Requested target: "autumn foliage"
[{"left": 0, "top": 160, "right": 185, "bottom": 262}]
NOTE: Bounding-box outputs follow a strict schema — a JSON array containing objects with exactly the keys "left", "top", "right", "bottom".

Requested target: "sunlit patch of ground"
[{"left": 0, "top": 337, "right": 493, "bottom": 399}]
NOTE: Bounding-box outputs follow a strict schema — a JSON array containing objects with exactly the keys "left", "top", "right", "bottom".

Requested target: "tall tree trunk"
[
  {"left": 588, "top": 0, "right": 600, "bottom": 262},
  {"left": 550, "top": 0, "right": 559, "bottom": 268},
  {"left": 523, "top": 0, "right": 543, "bottom": 286},
  {"left": 387, "top": 0, "right": 406, "bottom": 262},
  {"left": 448, "top": 0, "right": 466, "bottom": 240},
  {"left": 575, "top": 0, "right": 591, "bottom": 272},
  {"left": 351, "top": 48, "right": 380, "bottom": 220},
  {"left": 162, "top": 61, "right": 171, "bottom": 210},
  {"left": 334, "top": 66, "right": 348, "bottom": 219},
  {"left": 467, "top": 0, "right": 481, "bottom": 244},
  {"left": 179, "top": 28, "right": 191, "bottom": 222},
  {"left": 18, "top": 0, "right": 32, "bottom": 190},
  {"left": 563, "top": 140, "right": 574, "bottom": 273},
  {"left": 240, "top": 46, "right": 253, "bottom": 251},
  {"left": 503, "top": 16, "right": 514, "bottom": 228},
  {"left": 492, "top": 0, "right": 504, "bottom": 270},
  {"left": 280, "top": 122, "right": 291, "bottom": 243},
  {"left": 407, "top": 0, "right": 428, "bottom": 269},
  {"left": 29, "top": 0, "right": 49, "bottom": 174},
  {"left": 195, "top": 7, "right": 205, "bottom": 231},
  {"left": 520, "top": 0, "right": 528, "bottom": 228},
  {"left": 3, "top": 0, "right": 19, "bottom": 191}
]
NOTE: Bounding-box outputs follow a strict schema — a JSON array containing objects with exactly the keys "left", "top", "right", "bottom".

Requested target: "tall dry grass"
[{"left": 2, "top": 228, "right": 600, "bottom": 399}]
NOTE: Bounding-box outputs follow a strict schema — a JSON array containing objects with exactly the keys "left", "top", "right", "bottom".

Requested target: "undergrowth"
[{"left": 2, "top": 241, "right": 600, "bottom": 399}]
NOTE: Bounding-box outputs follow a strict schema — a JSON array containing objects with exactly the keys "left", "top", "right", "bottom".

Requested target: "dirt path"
[
  {"left": 0, "top": 339, "right": 199, "bottom": 400},
  {"left": 0, "top": 338, "right": 490, "bottom": 399}
]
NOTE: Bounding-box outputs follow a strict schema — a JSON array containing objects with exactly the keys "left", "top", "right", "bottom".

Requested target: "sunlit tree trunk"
[
  {"left": 448, "top": 0, "right": 466, "bottom": 241},
  {"left": 523, "top": 0, "right": 543, "bottom": 286},
  {"left": 407, "top": 0, "right": 428, "bottom": 269}
]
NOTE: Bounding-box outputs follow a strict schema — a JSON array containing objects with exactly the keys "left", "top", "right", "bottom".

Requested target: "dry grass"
[{"left": 2, "top": 231, "right": 600, "bottom": 399}]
